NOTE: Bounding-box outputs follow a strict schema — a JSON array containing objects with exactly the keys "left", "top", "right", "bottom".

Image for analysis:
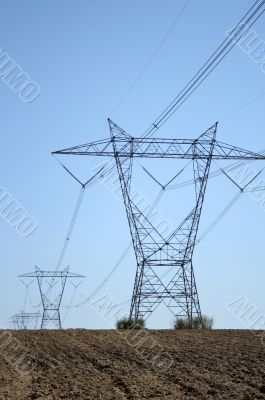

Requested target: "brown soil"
[{"left": 0, "top": 329, "right": 264, "bottom": 399}]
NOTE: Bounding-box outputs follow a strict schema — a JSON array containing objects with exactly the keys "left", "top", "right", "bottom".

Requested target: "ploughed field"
[{"left": 0, "top": 329, "right": 264, "bottom": 399}]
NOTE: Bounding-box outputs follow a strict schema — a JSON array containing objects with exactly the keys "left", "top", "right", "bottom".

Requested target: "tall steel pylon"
[
  {"left": 53, "top": 120, "right": 265, "bottom": 325},
  {"left": 19, "top": 267, "right": 85, "bottom": 329}
]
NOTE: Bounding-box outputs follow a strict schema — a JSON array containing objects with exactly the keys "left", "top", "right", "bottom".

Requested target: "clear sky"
[{"left": 1, "top": 0, "right": 265, "bottom": 329}]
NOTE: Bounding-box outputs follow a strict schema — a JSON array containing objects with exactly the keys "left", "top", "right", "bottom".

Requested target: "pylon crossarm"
[
  {"left": 52, "top": 137, "right": 265, "bottom": 162},
  {"left": 213, "top": 140, "right": 265, "bottom": 160},
  {"left": 19, "top": 271, "right": 85, "bottom": 278},
  {"left": 10, "top": 312, "right": 41, "bottom": 330}
]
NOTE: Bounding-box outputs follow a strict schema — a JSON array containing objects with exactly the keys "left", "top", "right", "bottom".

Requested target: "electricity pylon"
[
  {"left": 19, "top": 267, "right": 85, "bottom": 329},
  {"left": 53, "top": 120, "right": 265, "bottom": 325},
  {"left": 10, "top": 312, "right": 41, "bottom": 330}
]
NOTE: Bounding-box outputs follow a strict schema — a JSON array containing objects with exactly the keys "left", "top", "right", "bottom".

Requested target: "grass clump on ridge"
[
  {"left": 116, "top": 317, "right": 145, "bottom": 330},
  {"left": 174, "top": 315, "right": 213, "bottom": 330}
]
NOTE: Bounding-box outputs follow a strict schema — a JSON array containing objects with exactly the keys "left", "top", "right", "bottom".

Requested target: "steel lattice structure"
[
  {"left": 53, "top": 120, "right": 265, "bottom": 325},
  {"left": 19, "top": 267, "right": 85, "bottom": 329},
  {"left": 10, "top": 312, "right": 41, "bottom": 330}
]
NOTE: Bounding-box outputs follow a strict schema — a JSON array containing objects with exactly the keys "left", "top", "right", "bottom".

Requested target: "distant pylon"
[
  {"left": 9, "top": 311, "right": 41, "bottom": 330},
  {"left": 19, "top": 267, "right": 85, "bottom": 329}
]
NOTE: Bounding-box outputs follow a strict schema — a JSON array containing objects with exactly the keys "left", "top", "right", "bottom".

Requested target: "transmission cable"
[
  {"left": 166, "top": 149, "right": 265, "bottom": 191},
  {"left": 219, "top": 90, "right": 265, "bottom": 122},
  {"left": 196, "top": 167, "right": 264, "bottom": 243},
  {"left": 81, "top": 1, "right": 265, "bottom": 184},
  {"left": 30, "top": 161, "right": 106, "bottom": 310},
  {"left": 62, "top": 281, "right": 82, "bottom": 323},
  {"left": 196, "top": 192, "right": 241, "bottom": 244},
  {"left": 59, "top": 165, "right": 165, "bottom": 316},
  {"left": 20, "top": 279, "right": 33, "bottom": 312},
  {"left": 56, "top": 186, "right": 85, "bottom": 270},
  {"left": 157, "top": 167, "right": 265, "bottom": 289},
  {"left": 110, "top": 0, "right": 192, "bottom": 117},
  {"left": 63, "top": 2, "right": 265, "bottom": 187},
  {"left": 62, "top": 190, "right": 165, "bottom": 311},
  {"left": 66, "top": 0, "right": 265, "bottom": 193},
  {"left": 53, "top": 158, "right": 106, "bottom": 271},
  {"left": 142, "top": 0, "right": 265, "bottom": 138}
]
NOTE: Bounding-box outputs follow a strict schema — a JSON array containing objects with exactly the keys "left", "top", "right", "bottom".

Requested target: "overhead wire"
[
  {"left": 196, "top": 192, "right": 242, "bottom": 244},
  {"left": 142, "top": 0, "right": 265, "bottom": 137},
  {"left": 29, "top": 161, "right": 106, "bottom": 311},
  {"left": 54, "top": 1, "right": 265, "bottom": 189},
  {"left": 53, "top": 161, "right": 106, "bottom": 272},
  {"left": 62, "top": 281, "right": 82, "bottom": 323},
  {"left": 56, "top": 186, "right": 85, "bottom": 270},
  {"left": 63, "top": 190, "right": 165, "bottom": 310},
  {"left": 88, "top": 0, "right": 191, "bottom": 156},
  {"left": 54, "top": 0, "right": 265, "bottom": 188},
  {"left": 74, "top": 1, "right": 265, "bottom": 183},
  {"left": 20, "top": 280, "right": 33, "bottom": 312},
  {"left": 219, "top": 91, "right": 265, "bottom": 122},
  {"left": 94, "top": 0, "right": 191, "bottom": 180},
  {"left": 157, "top": 167, "right": 265, "bottom": 289},
  {"left": 166, "top": 150, "right": 265, "bottom": 191},
  {"left": 196, "top": 165, "right": 264, "bottom": 243},
  {"left": 110, "top": 0, "right": 192, "bottom": 117}
]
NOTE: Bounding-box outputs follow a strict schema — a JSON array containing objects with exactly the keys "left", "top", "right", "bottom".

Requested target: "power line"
[
  {"left": 30, "top": 160, "right": 106, "bottom": 310},
  {"left": 166, "top": 150, "right": 265, "bottom": 191},
  {"left": 57, "top": 2, "right": 265, "bottom": 193},
  {"left": 219, "top": 91, "right": 265, "bottom": 122},
  {"left": 197, "top": 168, "right": 264, "bottom": 243},
  {"left": 89, "top": 1, "right": 265, "bottom": 184},
  {"left": 62, "top": 190, "right": 165, "bottom": 311},
  {"left": 142, "top": 0, "right": 265, "bottom": 137},
  {"left": 110, "top": 0, "right": 192, "bottom": 117},
  {"left": 53, "top": 161, "right": 105, "bottom": 272}
]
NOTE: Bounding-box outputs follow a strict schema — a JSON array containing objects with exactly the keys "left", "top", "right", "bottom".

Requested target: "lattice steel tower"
[
  {"left": 10, "top": 312, "right": 41, "bottom": 330},
  {"left": 19, "top": 267, "right": 85, "bottom": 329},
  {"left": 53, "top": 120, "right": 265, "bottom": 325}
]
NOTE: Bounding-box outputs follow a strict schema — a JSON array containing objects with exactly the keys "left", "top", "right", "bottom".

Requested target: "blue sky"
[{"left": 1, "top": 0, "right": 265, "bottom": 329}]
